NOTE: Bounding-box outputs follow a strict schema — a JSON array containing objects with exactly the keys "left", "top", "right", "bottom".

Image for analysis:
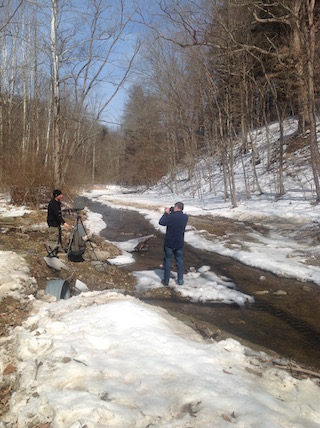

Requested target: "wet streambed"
[{"left": 86, "top": 200, "right": 320, "bottom": 371}]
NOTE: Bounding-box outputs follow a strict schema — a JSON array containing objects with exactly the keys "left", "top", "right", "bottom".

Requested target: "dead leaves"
[
  {"left": 222, "top": 411, "right": 237, "bottom": 422},
  {"left": 245, "top": 366, "right": 263, "bottom": 377},
  {"left": 3, "top": 363, "right": 16, "bottom": 375}
]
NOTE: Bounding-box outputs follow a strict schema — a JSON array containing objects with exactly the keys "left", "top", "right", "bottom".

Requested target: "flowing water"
[{"left": 86, "top": 199, "right": 320, "bottom": 371}]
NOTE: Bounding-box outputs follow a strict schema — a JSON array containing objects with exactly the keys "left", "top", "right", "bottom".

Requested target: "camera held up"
[{"left": 169, "top": 206, "right": 174, "bottom": 213}]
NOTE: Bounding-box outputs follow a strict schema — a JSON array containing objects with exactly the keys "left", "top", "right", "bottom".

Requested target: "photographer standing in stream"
[
  {"left": 159, "top": 202, "right": 188, "bottom": 286},
  {"left": 47, "top": 189, "right": 71, "bottom": 257}
]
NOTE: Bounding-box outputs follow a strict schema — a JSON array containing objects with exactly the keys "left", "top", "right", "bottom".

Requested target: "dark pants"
[{"left": 163, "top": 245, "right": 184, "bottom": 285}]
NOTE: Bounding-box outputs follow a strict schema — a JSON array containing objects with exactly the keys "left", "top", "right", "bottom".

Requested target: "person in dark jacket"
[
  {"left": 159, "top": 201, "right": 188, "bottom": 286},
  {"left": 47, "top": 189, "right": 71, "bottom": 256}
]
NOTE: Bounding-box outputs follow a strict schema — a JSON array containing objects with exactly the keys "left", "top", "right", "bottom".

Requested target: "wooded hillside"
[{"left": 0, "top": 1, "right": 319, "bottom": 207}]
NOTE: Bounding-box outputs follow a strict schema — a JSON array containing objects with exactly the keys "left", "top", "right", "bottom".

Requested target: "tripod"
[
  {"left": 45, "top": 226, "right": 63, "bottom": 258},
  {"left": 66, "top": 210, "right": 97, "bottom": 262}
]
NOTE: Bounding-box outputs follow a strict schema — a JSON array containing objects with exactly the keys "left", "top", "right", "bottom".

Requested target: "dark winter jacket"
[
  {"left": 159, "top": 211, "right": 188, "bottom": 250},
  {"left": 47, "top": 198, "right": 66, "bottom": 227}
]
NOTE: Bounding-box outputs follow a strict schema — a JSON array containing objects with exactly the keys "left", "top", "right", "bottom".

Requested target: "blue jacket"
[{"left": 159, "top": 211, "right": 188, "bottom": 250}]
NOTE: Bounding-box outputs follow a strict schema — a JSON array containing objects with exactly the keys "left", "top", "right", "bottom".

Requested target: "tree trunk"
[
  {"left": 51, "top": 0, "right": 62, "bottom": 186},
  {"left": 304, "top": 0, "right": 320, "bottom": 201}
]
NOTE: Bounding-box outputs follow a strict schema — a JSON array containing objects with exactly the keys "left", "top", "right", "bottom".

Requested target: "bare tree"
[
  {"left": 303, "top": 0, "right": 320, "bottom": 202},
  {"left": 46, "top": 0, "right": 141, "bottom": 187},
  {"left": 141, "top": 0, "right": 320, "bottom": 203},
  {"left": 248, "top": 0, "right": 320, "bottom": 200},
  {"left": 50, "top": 0, "right": 61, "bottom": 185},
  {"left": 121, "top": 84, "right": 165, "bottom": 185}
]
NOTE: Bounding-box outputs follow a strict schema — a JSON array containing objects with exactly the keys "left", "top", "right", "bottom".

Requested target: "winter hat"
[{"left": 53, "top": 189, "right": 62, "bottom": 198}]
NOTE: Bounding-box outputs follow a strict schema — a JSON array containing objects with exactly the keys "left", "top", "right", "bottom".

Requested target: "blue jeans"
[{"left": 163, "top": 246, "right": 184, "bottom": 285}]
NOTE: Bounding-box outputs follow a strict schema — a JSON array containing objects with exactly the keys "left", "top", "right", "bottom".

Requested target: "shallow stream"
[{"left": 86, "top": 199, "right": 320, "bottom": 371}]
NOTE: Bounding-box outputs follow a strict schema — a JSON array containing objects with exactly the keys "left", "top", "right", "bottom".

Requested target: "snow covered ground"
[
  {"left": 4, "top": 291, "right": 320, "bottom": 428},
  {"left": 1, "top": 119, "right": 320, "bottom": 427}
]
